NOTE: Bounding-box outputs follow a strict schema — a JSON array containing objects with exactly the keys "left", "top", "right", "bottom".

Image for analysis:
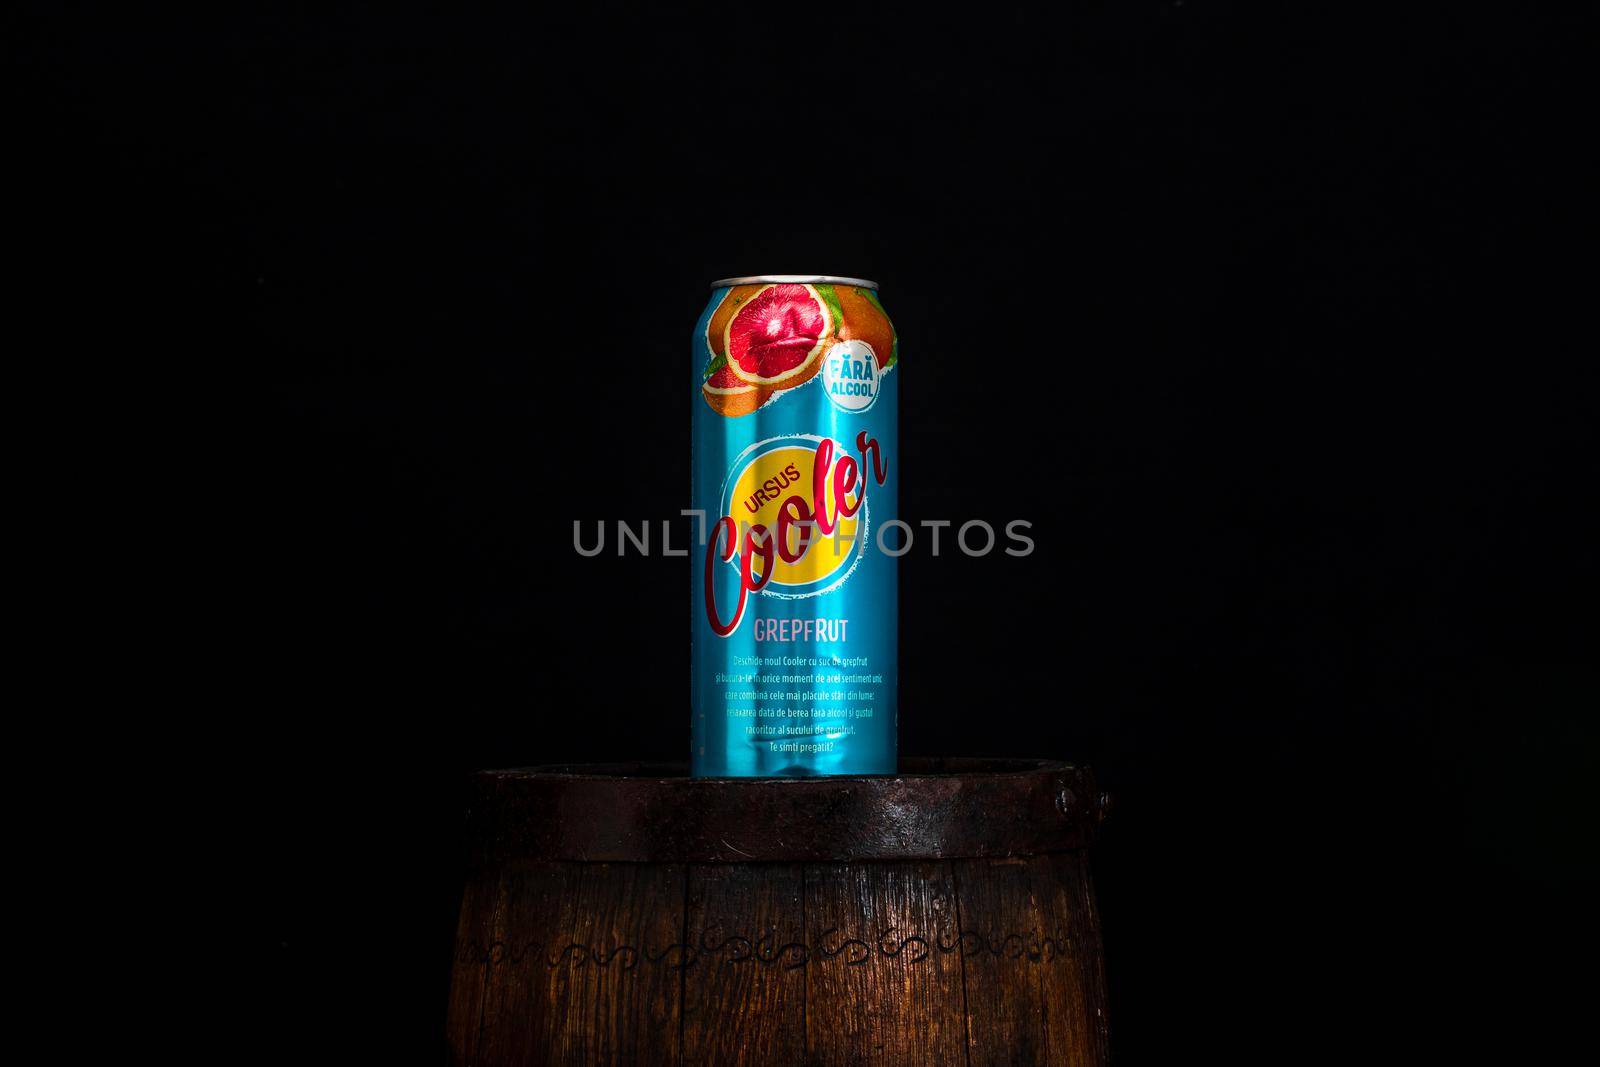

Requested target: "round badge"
[{"left": 821, "top": 339, "right": 881, "bottom": 413}]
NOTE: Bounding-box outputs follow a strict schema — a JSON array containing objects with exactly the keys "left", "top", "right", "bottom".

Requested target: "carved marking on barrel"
[
  {"left": 816, "top": 927, "right": 872, "bottom": 966},
  {"left": 699, "top": 928, "right": 809, "bottom": 969},
  {"left": 456, "top": 928, "right": 1072, "bottom": 971}
]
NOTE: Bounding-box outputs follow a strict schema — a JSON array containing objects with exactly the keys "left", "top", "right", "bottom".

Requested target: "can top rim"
[{"left": 711, "top": 275, "right": 878, "bottom": 290}]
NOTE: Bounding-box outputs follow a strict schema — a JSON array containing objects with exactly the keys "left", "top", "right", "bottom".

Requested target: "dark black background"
[{"left": 34, "top": 3, "right": 1595, "bottom": 1063}]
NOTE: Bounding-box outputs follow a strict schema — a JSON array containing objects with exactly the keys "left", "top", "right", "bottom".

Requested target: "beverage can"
[{"left": 691, "top": 276, "right": 899, "bottom": 776}]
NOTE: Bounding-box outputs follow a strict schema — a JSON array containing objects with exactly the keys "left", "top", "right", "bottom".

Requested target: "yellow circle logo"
[{"left": 725, "top": 441, "right": 863, "bottom": 590}]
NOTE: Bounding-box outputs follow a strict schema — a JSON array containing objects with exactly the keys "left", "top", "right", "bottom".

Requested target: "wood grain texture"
[
  {"left": 446, "top": 868, "right": 502, "bottom": 1066},
  {"left": 952, "top": 855, "right": 1109, "bottom": 1067},
  {"left": 1055, "top": 853, "right": 1111, "bottom": 1064},
  {"left": 461, "top": 861, "right": 685, "bottom": 1066},
  {"left": 951, "top": 857, "right": 1050, "bottom": 1066},
  {"left": 469, "top": 862, "right": 554, "bottom": 1067},
  {"left": 681, "top": 863, "right": 807, "bottom": 1063},
  {"left": 805, "top": 861, "right": 967, "bottom": 1066}
]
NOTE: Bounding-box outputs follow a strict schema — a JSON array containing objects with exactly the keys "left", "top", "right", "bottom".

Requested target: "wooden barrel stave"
[{"left": 682, "top": 862, "right": 806, "bottom": 1063}]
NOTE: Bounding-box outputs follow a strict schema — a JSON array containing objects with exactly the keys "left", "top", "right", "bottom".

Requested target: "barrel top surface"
[{"left": 467, "top": 757, "right": 1107, "bottom": 864}]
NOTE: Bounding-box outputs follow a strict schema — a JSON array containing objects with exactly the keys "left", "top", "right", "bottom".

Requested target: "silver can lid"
[{"left": 711, "top": 275, "right": 878, "bottom": 290}]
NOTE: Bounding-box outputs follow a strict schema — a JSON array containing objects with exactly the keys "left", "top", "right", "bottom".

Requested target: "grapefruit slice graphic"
[
  {"left": 701, "top": 364, "right": 770, "bottom": 417},
  {"left": 705, "top": 284, "right": 763, "bottom": 364},
  {"left": 724, "top": 284, "right": 832, "bottom": 387}
]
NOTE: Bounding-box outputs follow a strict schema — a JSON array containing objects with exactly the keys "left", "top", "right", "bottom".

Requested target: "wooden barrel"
[{"left": 448, "top": 758, "right": 1110, "bottom": 1065}]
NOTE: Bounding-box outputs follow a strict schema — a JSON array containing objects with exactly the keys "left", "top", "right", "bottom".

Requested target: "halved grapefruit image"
[
  {"left": 723, "top": 284, "right": 833, "bottom": 387},
  {"left": 701, "top": 364, "right": 770, "bottom": 417},
  {"left": 704, "top": 284, "right": 763, "bottom": 363},
  {"left": 701, "top": 280, "right": 897, "bottom": 416}
]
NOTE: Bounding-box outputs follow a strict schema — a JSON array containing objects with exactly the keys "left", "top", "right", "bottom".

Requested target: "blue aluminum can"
[{"left": 691, "top": 276, "right": 899, "bottom": 777}]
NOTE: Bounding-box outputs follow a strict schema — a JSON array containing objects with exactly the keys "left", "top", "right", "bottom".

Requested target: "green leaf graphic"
[{"left": 813, "top": 283, "right": 846, "bottom": 335}]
